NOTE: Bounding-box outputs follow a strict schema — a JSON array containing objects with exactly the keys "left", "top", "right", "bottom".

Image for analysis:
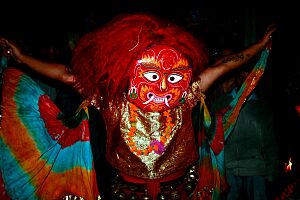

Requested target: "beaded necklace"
[{"left": 127, "top": 103, "right": 175, "bottom": 156}]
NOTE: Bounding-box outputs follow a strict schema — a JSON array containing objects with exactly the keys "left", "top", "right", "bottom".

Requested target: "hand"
[
  {"left": 0, "top": 38, "right": 24, "bottom": 63},
  {"left": 259, "top": 23, "right": 277, "bottom": 50}
]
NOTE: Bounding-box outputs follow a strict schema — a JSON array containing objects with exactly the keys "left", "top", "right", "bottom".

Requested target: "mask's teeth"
[
  {"left": 164, "top": 97, "right": 169, "bottom": 107},
  {"left": 143, "top": 95, "right": 155, "bottom": 104}
]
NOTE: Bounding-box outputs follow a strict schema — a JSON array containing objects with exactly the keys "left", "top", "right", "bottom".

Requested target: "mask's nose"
[{"left": 160, "top": 76, "right": 168, "bottom": 91}]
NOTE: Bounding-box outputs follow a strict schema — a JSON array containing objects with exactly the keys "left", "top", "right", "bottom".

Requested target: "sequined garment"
[{"left": 103, "top": 88, "right": 200, "bottom": 179}]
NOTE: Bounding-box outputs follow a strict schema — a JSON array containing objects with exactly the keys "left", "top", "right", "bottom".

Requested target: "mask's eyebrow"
[
  {"left": 138, "top": 57, "right": 190, "bottom": 70},
  {"left": 172, "top": 58, "right": 190, "bottom": 70},
  {"left": 138, "top": 58, "right": 161, "bottom": 70},
  {"left": 172, "top": 66, "right": 190, "bottom": 70}
]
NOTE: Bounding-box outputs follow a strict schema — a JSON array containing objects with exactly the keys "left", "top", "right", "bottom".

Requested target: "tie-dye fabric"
[
  {"left": 192, "top": 49, "right": 270, "bottom": 200},
  {"left": 0, "top": 68, "right": 99, "bottom": 199}
]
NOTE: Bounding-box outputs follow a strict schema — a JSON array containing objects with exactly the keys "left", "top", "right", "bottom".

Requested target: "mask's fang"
[
  {"left": 164, "top": 97, "right": 170, "bottom": 107},
  {"left": 143, "top": 95, "right": 155, "bottom": 104}
]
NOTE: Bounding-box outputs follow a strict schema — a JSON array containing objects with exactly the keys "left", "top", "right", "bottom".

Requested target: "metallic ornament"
[
  {"left": 128, "top": 86, "right": 138, "bottom": 99},
  {"left": 157, "top": 192, "right": 168, "bottom": 200},
  {"left": 141, "top": 189, "right": 153, "bottom": 200},
  {"left": 63, "top": 195, "right": 84, "bottom": 200},
  {"left": 170, "top": 190, "right": 181, "bottom": 200},
  {"left": 111, "top": 188, "right": 119, "bottom": 197},
  {"left": 179, "top": 97, "right": 185, "bottom": 104},
  {"left": 128, "top": 192, "right": 138, "bottom": 200},
  {"left": 184, "top": 182, "right": 194, "bottom": 193},
  {"left": 117, "top": 191, "right": 126, "bottom": 200},
  {"left": 129, "top": 92, "right": 138, "bottom": 99}
]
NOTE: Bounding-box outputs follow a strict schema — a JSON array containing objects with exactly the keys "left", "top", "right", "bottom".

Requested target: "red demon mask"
[{"left": 127, "top": 45, "right": 192, "bottom": 112}]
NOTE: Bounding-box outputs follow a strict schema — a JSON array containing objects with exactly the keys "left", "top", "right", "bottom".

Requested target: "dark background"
[{"left": 1, "top": 0, "right": 299, "bottom": 197}]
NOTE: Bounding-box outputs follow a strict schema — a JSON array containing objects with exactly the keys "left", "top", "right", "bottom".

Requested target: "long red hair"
[{"left": 71, "top": 13, "right": 209, "bottom": 104}]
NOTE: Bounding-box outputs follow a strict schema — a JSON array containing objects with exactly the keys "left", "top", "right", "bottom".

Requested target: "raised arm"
[
  {"left": 0, "top": 38, "right": 76, "bottom": 85},
  {"left": 199, "top": 24, "right": 276, "bottom": 92}
]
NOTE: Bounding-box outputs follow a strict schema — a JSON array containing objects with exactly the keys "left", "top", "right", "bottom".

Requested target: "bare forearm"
[
  {"left": 199, "top": 24, "right": 276, "bottom": 92},
  {"left": 20, "top": 55, "right": 69, "bottom": 81},
  {"left": 213, "top": 42, "right": 264, "bottom": 73},
  {"left": 1, "top": 38, "right": 76, "bottom": 85},
  {"left": 199, "top": 43, "right": 264, "bottom": 92}
]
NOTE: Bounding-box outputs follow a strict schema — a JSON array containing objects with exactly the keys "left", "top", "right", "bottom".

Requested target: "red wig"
[{"left": 71, "top": 13, "right": 209, "bottom": 104}]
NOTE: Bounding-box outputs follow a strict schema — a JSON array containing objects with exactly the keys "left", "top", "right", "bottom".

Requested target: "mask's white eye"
[
  {"left": 143, "top": 71, "right": 160, "bottom": 82},
  {"left": 168, "top": 74, "right": 183, "bottom": 83}
]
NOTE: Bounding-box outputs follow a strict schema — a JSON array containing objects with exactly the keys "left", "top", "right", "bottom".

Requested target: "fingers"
[
  {"left": 0, "top": 38, "right": 11, "bottom": 48},
  {"left": 259, "top": 23, "right": 277, "bottom": 49},
  {"left": 0, "top": 38, "right": 15, "bottom": 49},
  {"left": 0, "top": 39, "right": 12, "bottom": 56},
  {"left": 265, "top": 23, "right": 277, "bottom": 38},
  {"left": 4, "top": 39, "right": 15, "bottom": 48},
  {"left": 266, "top": 23, "right": 277, "bottom": 33},
  {"left": 0, "top": 38, "right": 7, "bottom": 48}
]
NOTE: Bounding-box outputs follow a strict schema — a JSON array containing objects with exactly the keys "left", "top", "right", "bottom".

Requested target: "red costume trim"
[{"left": 119, "top": 170, "right": 185, "bottom": 199}]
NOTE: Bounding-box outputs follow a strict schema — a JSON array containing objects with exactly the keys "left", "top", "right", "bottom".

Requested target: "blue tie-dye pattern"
[
  {"left": 39, "top": 141, "right": 93, "bottom": 172},
  {"left": 15, "top": 74, "right": 93, "bottom": 171},
  {"left": 0, "top": 139, "right": 38, "bottom": 200}
]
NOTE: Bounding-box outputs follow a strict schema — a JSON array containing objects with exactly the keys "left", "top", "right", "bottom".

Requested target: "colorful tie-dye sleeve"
[
  {"left": 191, "top": 49, "right": 270, "bottom": 200},
  {"left": 0, "top": 68, "right": 100, "bottom": 200}
]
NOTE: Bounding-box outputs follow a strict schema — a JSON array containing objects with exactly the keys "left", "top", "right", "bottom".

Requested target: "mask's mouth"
[{"left": 143, "top": 92, "right": 172, "bottom": 107}]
